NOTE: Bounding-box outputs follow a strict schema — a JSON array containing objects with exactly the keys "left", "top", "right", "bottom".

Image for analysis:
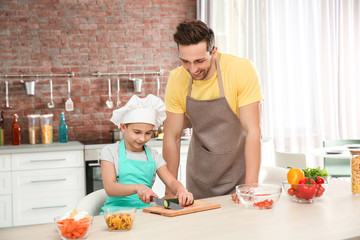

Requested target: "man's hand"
[{"left": 231, "top": 192, "right": 240, "bottom": 204}]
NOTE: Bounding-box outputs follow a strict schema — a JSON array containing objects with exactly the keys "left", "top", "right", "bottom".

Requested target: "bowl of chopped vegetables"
[
  {"left": 283, "top": 167, "right": 329, "bottom": 203},
  {"left": 235, "top": 183, "right": 282, "bottom": 209},
  {"left": 103, "top": 207, "right": 136, "bottom": 231},
  {"left": 55, "top": 209, "right": 93, "bottom": 240},
  {"left": 282, "top": 177, "right": 328, "bottom": 203}
]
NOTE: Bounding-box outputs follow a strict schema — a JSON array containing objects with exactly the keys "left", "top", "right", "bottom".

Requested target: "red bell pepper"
[{"left": 295, "top": 178, "right": 318, "bottom": 200}]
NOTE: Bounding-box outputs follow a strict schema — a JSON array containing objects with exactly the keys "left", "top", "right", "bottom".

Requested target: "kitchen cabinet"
[
  {"left": 0, "top": 141, "right": 85, "bottom": 227},
  {"left": 150, "top": 140, "right": 190, "bottom": 197},
  {"left": 0, "top": 154, "right": 12, "bottom": 228}
]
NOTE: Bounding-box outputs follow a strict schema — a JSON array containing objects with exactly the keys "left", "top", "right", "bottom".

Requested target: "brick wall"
[{"left": 0, "top": 0, "right": 196, "bottom": 145}]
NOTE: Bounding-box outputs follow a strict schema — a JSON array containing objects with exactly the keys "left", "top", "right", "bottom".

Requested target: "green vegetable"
[
  {"left": 302, "top": 167, "right": 328, "bottom": 181},
  {"left": 163, "top": 198, "right": 194, "bottom": 209}
]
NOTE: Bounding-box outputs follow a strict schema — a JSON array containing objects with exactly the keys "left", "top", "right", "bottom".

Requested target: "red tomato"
[
  {"left": 288, "top": 188, "right": 295, "bottom": 196},
  {"left": 316, "top": 176, "right": 325, "bottom": 185},
  {"left": 315, "top": 185, "right": 325, "bottom": 197},
  {"left": 263, "top": 201, "right": 272, "bottom": 208}
]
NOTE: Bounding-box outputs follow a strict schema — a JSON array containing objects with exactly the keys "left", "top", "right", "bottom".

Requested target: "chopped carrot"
[
  {"left": 79, "top": 231, "right": 86, "bottom": 238},
  {"left": 72, "top": 230, "right": 81, "bottom": 237},
  {"left": 57, "top": 216, "right": 91, "bottom": 239}
]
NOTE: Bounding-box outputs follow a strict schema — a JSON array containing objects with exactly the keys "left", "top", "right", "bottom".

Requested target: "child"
[{"left": 100, "top": 94, "right": 193, "bottom": 210}]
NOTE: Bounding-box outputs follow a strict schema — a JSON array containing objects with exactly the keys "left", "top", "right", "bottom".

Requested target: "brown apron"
[{"left": 186, "top": 55, "right": 246, "bottom": 199}]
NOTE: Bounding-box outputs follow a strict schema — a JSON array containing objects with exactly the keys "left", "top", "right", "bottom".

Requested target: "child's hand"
[
  {"left": 176, "top": 190, "right": 193, "bottom": 207},
  {"left": 137, "top": 185, "right": 158, "bottom": 204}
]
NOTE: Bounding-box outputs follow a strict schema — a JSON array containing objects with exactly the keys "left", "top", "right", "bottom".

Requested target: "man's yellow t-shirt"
[{"left": 165, "top": 53, "right": 263, "bottom": 117}]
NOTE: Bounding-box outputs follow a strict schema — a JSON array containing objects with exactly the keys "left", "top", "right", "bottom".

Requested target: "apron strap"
[
  {"left": 119, "top": 140, "right": 126, "bottom": 162},
  {"left": 187, "top": 54, "right": 224, "bottom": 97}
]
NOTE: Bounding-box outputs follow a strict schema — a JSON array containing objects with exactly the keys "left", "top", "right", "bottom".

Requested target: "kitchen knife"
[{"left": 150, "top": 196, "right": 184, "bottom": 210}]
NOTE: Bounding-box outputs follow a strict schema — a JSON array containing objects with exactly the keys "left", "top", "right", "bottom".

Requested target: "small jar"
[
  {"left": 40, "top": 114, "right": 53, "bottom": 144},
  {"left": 350, "top": 150, "right": 360, "bottom": 195},
  {"left": 27, "top": 114, "right": 41, "bottom": 144}
]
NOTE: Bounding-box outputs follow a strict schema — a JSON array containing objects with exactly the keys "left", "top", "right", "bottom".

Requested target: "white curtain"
[{"left": 197, "top": 0, "right": 360, "bottom": 166}]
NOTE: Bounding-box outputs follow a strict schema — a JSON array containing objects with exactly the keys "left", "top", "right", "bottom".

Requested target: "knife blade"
[{"left": 150, "top": 196, "right": 184, "bottom": 210}]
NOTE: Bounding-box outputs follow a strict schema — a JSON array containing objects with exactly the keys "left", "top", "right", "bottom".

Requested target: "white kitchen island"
[{"left": 1, "top": 180, "right": 360, "bottom": 240}]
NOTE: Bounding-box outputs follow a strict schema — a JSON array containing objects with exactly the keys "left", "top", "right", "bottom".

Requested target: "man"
[{"left": 163, "top": 20, "right": 263, "bottom": 201}]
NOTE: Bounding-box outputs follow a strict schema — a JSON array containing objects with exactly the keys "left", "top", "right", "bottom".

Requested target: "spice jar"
[
  {"left": 27, "top": 114, "right": 41, "bottom": 144},
  {"left": 40, "top": 114, "right": 53, "bottom": 144},
  {"left": 350, "top": 150, "right": 360, "bottom": 195}
]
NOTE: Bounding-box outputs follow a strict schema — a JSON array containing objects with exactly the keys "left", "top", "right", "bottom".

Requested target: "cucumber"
[{"left": 163, "top": 198, "right": 195, "bottom": 209}]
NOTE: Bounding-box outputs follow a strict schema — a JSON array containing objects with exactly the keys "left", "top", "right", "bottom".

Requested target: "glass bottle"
[
  {"left": 59, "top": 112, "right": 68, "bottom": 143},
  {"left": 0, "top": 111, "right": 4, "bottom": 146},
  {"left": 12, "top": 114, "right": 21, "bottom": 145},
  {"left": 350, "top": 150, "right": 360, "bottom": 195}
]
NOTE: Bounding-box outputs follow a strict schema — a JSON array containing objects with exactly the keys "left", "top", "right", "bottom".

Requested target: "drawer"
[
  {"left": 11, "top": 150, "right": 84, "bottom": 170},
  {"left": 0, "top": 154, "right": 11, "bottom": 172},
  {"left": 12, "top": 189, "right": 85, "bottom": 226},
  {"left": 0, "top": 195, "right": 12, "bottom": 228},
  {"left": 0, "top": 172, "right": 12, "bottom": 195},
  {"left": 12, "top": 167, "right": 85, "bottom": 194}
]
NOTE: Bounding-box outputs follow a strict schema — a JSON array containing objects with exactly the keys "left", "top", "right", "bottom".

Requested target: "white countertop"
[
  {"left": 1, "top": 180, "right": 359, "bottom": 240},
  {"left": 0, "top": 139, "right": 191, "bottom": 154},
  {"left": 0, "top": 141, "right": 84, "bottom": 154},
  {"left": 309, "top": 146, "right": 353, "bottom": 159},
  {"left": 83, "top": 138, "right": 190, "bottom": 150}
]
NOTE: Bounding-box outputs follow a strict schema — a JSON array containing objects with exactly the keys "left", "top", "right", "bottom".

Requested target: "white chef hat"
[{"left": 110, "top": 94, "right": 166, "bottom": 129}]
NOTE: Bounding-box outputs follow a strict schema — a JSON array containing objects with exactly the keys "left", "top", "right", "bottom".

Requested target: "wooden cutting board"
[{"left": 142, "top": 200, "right": 221, "bottom": 217}]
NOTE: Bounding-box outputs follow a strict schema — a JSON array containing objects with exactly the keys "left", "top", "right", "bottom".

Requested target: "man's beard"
[{"left": 190, "top": 55, "right": 214, "bottom": 80}]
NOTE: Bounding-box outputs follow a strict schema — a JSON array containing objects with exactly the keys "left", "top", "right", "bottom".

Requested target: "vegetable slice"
[{"left": 163, "top": 198, "right": 194, "bottom": 209}]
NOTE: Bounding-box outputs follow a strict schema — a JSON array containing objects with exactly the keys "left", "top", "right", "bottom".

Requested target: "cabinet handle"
[
  {"left": 32, "top": 205, "right": 67, "bottom": 210},
  {"left": 30, "top": 158, "right": 66, "bottom": 162},
  {"left": 89, "top": 163, "right": 100, "bottom": 167},
  {"left": 31, "top": 178, "right": 66, "bottom": 183}
]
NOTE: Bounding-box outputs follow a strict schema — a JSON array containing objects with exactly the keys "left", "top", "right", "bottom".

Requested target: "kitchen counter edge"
[{"left": 0, "top": 141, "right": 84, "bottom": 154}]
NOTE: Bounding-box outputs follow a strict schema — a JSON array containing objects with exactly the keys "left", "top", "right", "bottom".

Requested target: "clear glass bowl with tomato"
[
  {"left": 282, "top": 180, "right": 328, "bottom": 203},
  {"left": 235, "top": 183, "right": 282, "bottom": 210}
]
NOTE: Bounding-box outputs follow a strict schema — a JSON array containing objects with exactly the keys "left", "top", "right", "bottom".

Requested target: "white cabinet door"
[
  {"left": 178, "top": 144, "right": 189, "bottom": 186},
  {"left": 0, "top": 154, "right": 11, "bottom": 172},
  {"left": 0, "top": 172, "right": 12, "bottom": 195},
  {"left": 11, "top": 151, "right": 84, "bottom": 170},
  {"left": 12, "top": 167, "right": 85, "bottom": 194},
  {"left": 12, "top": 190, "right": 84, "bottom": 226},
  {"left": 0, "top": 195, "right": 12, "bottom": 228}
]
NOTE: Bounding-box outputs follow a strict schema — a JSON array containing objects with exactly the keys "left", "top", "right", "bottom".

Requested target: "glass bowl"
[
  {"left": 282, "top": 181, "right": 328, "bottom": 203},
  {"left": 103, "top": 207, "right": 137, "bottom": 231},
  {"left": 235, "top": 183, "right": 282, "bottom": 209},
  {"left": 55, "top": 212, "right": 93, "bottom": 240}
]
